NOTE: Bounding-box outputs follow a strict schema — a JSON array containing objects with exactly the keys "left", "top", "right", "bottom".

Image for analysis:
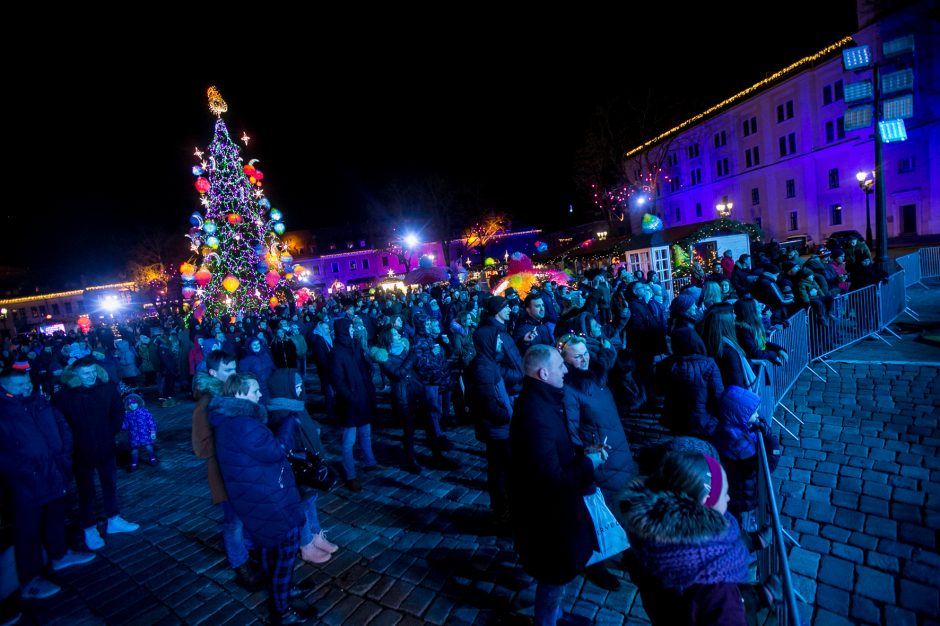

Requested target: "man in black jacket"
[
  {"left": 478, "top": 297, "right": 525, "bottom": 397},
  {"left": 0, "top": 368, "right": 95, "bottom": 601},
  {"left": 513, "top": 292, "right": 554, "bottom": 354},
  {"left": 510, "top": 344, "right": 606, "bottom": 625},
  {"left": 53, "top": 356, "right": 139, "bottom": 551}
]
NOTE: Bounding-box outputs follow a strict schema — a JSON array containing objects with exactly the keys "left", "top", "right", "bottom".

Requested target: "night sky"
[{"left": 7, "top": 4, "right": 858, "bottom": 285}]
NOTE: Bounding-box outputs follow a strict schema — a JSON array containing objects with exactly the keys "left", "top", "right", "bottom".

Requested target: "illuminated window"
[{"left": 830, "top": 204, "right": 843, "bottom": 226}]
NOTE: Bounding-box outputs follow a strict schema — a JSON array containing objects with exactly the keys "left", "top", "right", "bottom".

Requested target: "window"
[
  {"left": 362, "top": 259, "right": 369, "bottom": 270},
  {"left": 695, "top": 202, "right": 703, "bottom": 217},
  {"left": 346, "top": 241, "right": 354, "bottom": 249},
  {"left": 785, "top": 179, "right": 796, "bottom": 198},
  {"left": 742, "top": 116, "right": 757, "bottom": 136},
  {"left": 828, "top": 168, "right": 840, "bottom": 189},
  {"left": 823, "top": 84, "right": 832, "bottom": 105},
  {"left": 745, "top": 146, "right": 760, "bottom": 168},
  {"left": 64, "top": 302, "right": 72, "bottom": 314},
  {"left": 836, "top": 117, "right": 845, "bottom": 140},
  {"left": 31, "top": 307, "right": 39, "bottom": 318},
  {"left": 822, "top": 81, "right": 844, "bottom": 106},
  {"left": 778, "top": 132, "right": 797, "bottom": 157},
  {"left": 349, "top": 260, "right": 357, "bottom": 270},
  {"left": 830, "top": 204, "right": 843, "bottom": 226},
  {"left": 751, "top": 187, "right": 760, "bottom": 205},
  {"left": 825, "top": 118, "right": 846, "bottom": 143},
  {"left": 834, "top": 80, "right": 843, "bottom": 101},
  {"left": 668, "top": 153, "right": 679, "bottom": 167},
  {"left": 382, "top": 255, "right": 389, "bottom": 267},
  {"left": 714, "top": 130, "right": 727, "bottom": 148},
  {"left": 331, "top": 262, "right": 339, "bottom": 273},
  {"left": 669, "top": 177, "right": 681, "bottom": 192},
  {"left": 359, "top": 240, "right": 366, "bottom": 248},
  {"left": 311, "top": 265, "right": 320, "bottom": 276},
  {"left": 51, "top": 303, "right": 60, "bottom": 315},
  {"left": 755, "top": 217, "right": 762, "bottom": 228},
  {"left": 690, "top": 168, "right": 702, "bottom": 185},
  {"left": 776, "top": 100, "right": 794, "bottom": 123},
  {"left": 674, "top": 206, "right": 681, "bottom": 222},
  {"left": 716, "top": 158, "right": 729, "bottom": 177},
  {"left": 687, "top": 143, "right": 700, "bottom": 159},
  {"left": 328, "top": 243, "right": 336, "bottom": 251},
  {"left": 898, "top": 157, "right": 915, "bottom": 173},
  {"left": 789, "top": 211, "right": 799, "bottom": 231}
]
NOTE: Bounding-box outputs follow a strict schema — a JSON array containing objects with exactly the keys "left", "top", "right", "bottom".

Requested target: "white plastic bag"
[{"left": 584, "top": 489, "right": 629, "bottom": 566}]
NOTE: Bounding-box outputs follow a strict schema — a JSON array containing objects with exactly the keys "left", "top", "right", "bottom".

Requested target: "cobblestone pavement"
[{"left": 16, "top": 282, "right": 940, "bottom": 625}]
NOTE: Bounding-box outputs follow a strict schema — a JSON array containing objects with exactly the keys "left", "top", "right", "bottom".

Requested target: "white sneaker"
[
  {"left": 106, "top": 515, "right": 139, "bottom": 534},
  {"left": 84, "top": 526, "right": 105, "bottom": 550},
  {"left": 51, "top": 549, "right": 96, "bottom": 572},
  {"left": 21, "top": 576, "right": 60, "bottom": 600}
]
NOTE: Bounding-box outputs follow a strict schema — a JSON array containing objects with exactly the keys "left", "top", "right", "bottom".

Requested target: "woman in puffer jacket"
[
  {"left": 372, "top": 327, "right": 426, "bottom": 475},
  {"left": 655, "top": 327, "right": 724, "bottom": 437},
  {"left": 619, "top": 451, "right": 762, "bottom": 626}
]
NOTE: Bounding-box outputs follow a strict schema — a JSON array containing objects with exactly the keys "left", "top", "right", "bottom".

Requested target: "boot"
[
  {"left": 312, "top": 531, "right": 338, "bottom": 554},
  {"left": 234, "top": 563, "right": 265, "bottom": 591},
  {"left": 299, "top": 540, "right": 331, "bottom": 564},
  {"left": 585, "top": 562, "right": 621, "bottom": 591}
]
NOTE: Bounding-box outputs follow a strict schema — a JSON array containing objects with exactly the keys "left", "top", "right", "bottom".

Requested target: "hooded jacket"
[
  {"left": 473, "top": 322, "right": 524, "bottom": 396},
  {"left": 563, "top": 364, "right": 635, "bottom": 497},
  {"left": 713, "top": 386, "right": 764, "bottom": 514},
  {"left": 238, "top": 347, "right": 275, "bottom": 404},
  {"left": 53, "top": 365, "right": 123, "bottom": 465},
  {"left": 619, "top": 484, "right": 750, "bottom": 626},
  {"left": 656, "top": 329, "right": 724, "bottom": 437},
  {"left": 115, "top": 339, "right": 140, "bottom": 379},
  {"left": 0, "top": 390, "right": 73, "bottom": 506},
  {"left": 330, "top": 318, "right": 375, "bottom": 427},
  {"left": 373, "top": 341, "right": 420, "bottom": 415},
  {"left": 191, "top": 370, "right": 227, "bottom": 504},
  {"left": 466, "top": 326, "right": 513, "bottom": 442},
  {"left": 510, "top": 376, "right": 596, "bottom": 584},
  {"left": 208, "top": 396, "right": 303, "bottom": 548}
]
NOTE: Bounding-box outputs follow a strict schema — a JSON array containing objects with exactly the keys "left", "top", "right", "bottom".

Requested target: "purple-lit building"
[{"left": 627, "top": 1, "right": 937, "bottom": 247}]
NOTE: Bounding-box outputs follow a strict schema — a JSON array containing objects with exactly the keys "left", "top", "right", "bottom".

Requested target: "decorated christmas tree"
[{"left": 179, "top": 87, "right": 301, "bottom": 322}]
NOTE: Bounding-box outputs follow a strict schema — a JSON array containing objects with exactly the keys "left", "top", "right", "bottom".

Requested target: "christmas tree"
[{"left": 179, "top": 87, "right": 299, "bottom": 322}]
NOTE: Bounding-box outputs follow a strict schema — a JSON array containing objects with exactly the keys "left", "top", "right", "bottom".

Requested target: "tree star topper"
[
  {"left": 241, "top": 132, "right": 250, "bottom": 145},
  {"left": 207, "top": 86, "right": 228, "bottom": 117}
]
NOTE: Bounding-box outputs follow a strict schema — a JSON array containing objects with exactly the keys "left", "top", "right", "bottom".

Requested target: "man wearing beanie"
[
  {"left": 477, "top": 296, "right": 524, "bottom": 397},
  {"left": 752, "top": 264, "right": 792, "bottom": 324}
]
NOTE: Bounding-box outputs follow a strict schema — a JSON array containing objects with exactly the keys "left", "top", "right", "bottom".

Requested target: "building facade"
[{"left": 628, "top": 2, "right": 937, "bottom": 247}]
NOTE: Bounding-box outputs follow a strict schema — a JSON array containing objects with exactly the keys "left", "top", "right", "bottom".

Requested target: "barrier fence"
[
  {"left": 807, "top": 283, "right": 883, "bottom": 365},
  {"left": 896, "top": 252, "right": 923, "bottom": 288},
  {"left": 879, "top": 269, "right": 908, "bottom": 330},
  {"left": 920, "top": 246, "right": 940, "bottom": 279}
]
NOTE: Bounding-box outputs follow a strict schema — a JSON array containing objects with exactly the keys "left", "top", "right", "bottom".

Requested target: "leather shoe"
[
  {"left": 234, "top": 563, "right": 266, "bottom": 591},
  {"left": 273, "top": 606, "right": 317, "bottom": 625},
  {"left": 345, "top": 478, "right": 362, "bottom": 492},
  {"left": 585, "top": 563, "right": 621, "bottom": 591}
]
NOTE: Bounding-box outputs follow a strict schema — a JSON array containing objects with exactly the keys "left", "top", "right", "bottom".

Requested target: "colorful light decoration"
[
  {"left": 195, "top": 177, "right": 210, "bottom": 193},
  {"left": 207, "top": 235, "right": 220, "bottom": 249},
  {"left": 273, "top": 222, "right": 285, "bottom": 235},
  {"left": 195, "top": 268, "right": 212, "bottom": 286},
  {"left": 265, "top": 271, "right": 280, "bottom": 288},
  {"left": 226, "top": 213, "right": 243, "bottom": 224},
  {"left": 179, "top": 262, "right": 195, "bottom": 276},
  {"left": 207, "top": 86, "right": 228, "bottom": 117},
  {"left": 222, "top": 275, "right": 240, "bottom": 293},
  {"left": 192, "top": 166, "right": 204, "bottom": 176},
  {"left": 269, "top": 208, "right": 282, "bottom": 221},
  {"left": 182, "top": 285, "right": 196, "bottom": 299}
]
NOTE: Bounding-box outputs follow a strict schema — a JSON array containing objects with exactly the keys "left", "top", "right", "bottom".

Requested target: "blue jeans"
[
  {"left": 220, "top": 500, "right": 249, "bottom": 569},
  {"left": 300, "top": 493, "right": 321, "bottom": 546},
  {"left": 341, "top": 424, "right": 376, "bottom": 480},
  {"left": 534, "top": 582, "right": 566, "bottom": 625},
  {"left": 422, "top": 386, "right": 443, "bottom": 437}
]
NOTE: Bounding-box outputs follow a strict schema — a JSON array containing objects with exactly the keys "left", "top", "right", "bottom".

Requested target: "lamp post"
[
  {"left": 716, "top": 201, "right": 733, "bottom": 219},
  {"left": 855, "top": 171, "right": 875, "bottom": 249}
]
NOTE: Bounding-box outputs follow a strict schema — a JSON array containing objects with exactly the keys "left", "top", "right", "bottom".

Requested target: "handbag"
[
  {"left": 287, "top": 447, "right": 337, "bottom": 492},
  {"left": 584, "top": 488, "right": 630, "bottom": 566}
]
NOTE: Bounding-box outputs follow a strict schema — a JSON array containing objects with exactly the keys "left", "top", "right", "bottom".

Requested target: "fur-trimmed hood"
[
  {"left": 618, "top": 483, "right": 729, "bottom": 544},
  {"left": 208, "top": 396, "right": 268, "bottom": 426},
  {"left": 60, "top": 364, "right": 110, "bottom": 389},
  {"left": 192, "top": 371, "right": 224, "bottom": 401}
]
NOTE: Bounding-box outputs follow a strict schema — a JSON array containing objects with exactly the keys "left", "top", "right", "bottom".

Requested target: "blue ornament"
[
  {"left": 259, "top": 198, "right": 271, "bottom": 210},
  {"left": 270, "top": 208, "right": 283, "bottom": 221},
  {"left": 253, "top": 244, "right": 265, "bottom": 256},
  {"left": 206, "top": 235, "right": 220, "bottom": 249},
  {"left": 189, "top": 212, "right": 203, "bottom": 226},
  {"left": 273, "top": 222, "right": 285, "bottom": 235},
  {"left": 192, "top": 166, "right": 205, "bottom": 176},
  {"left": 203, "top": 221, "right": 217, "bottom": 234},
  {"left": 641, "top": 213, "right": 664, "bottom": 234},
  {"left": 257, "top": 261, "right": 268, "bottom": 272}
]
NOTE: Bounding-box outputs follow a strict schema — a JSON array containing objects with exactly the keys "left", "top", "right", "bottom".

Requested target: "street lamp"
[
  {"left": 716, "top": 201, "right": 733, "bottom": 219},
  {"left": 855, "top": 170, "right": 875, "bottom": 249},
  {"left": 403, "top": 234, "right": 418, "bottom": 249}
]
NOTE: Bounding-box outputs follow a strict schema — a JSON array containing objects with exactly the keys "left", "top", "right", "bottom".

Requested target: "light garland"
[{"left": 624, "top": 37, "right": 855, "bottom": 158}]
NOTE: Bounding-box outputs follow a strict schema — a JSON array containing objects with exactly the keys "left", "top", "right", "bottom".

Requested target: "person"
[
  {"left": 733, "top": 298, "right": 787, "bottom": 366},
  {"left": 191, "top": 350, "right": 263, "bottom": 590},
  {"left": 270, "top": 327, "right": 298, "bottom": 369},
  {"left": 731, "top": 254, "right": 754, "bottom": 297},
  {"left": 513, "top": 292, "right": 554, "bottom": 354},
  {"left": 152, "top": 327, "right": 180, "bottom": 408},
  {"left": 626, "top": 281, "right": 668, "bottom": 406},
  {"left": 122, "top": 393, "right": 157, "bottom": 471},
  {"left": 701, "top": 303, "right": 759, "bottom": 393},
  {"left": 478, "top": 296, "right": 525, "bottom": 397},
  {"left": 720, "top": 249, "right": 735, "bottom": 278},
  {"left": 0, "top": 367, "right": 95, "bottom": 602},
  {"left": 53, "top": 356, "right": 139, "bottom": 551},
  {"left": 619, "top": 451, "right": 762, "bottom": 626},
  {"left": 413, "top": 314, "right": 454, "bottom": 453},
  {"left": 209, "top": 373, "right": 313, "bottom": 625},
  {"left": 308, "top": 318, "right": 335, "bottom": 417},
  {"left": 330, "top": 318, "right": 379, "bottom": 491},
  {"left": 655, "top": 327, "right": 724, "bottom": 438},
  {"left": 559, "top": 335, "right": 634, "bottom": 592},
  {"left": 289, "top": 325, "right": 308, "bottom": 378},
  {"left": 509, "top": 344, "right": 605, "bottom": 625},
  {"left": 239, "top": 337, "right": 276, "bottom": 403},
  {"left": 466, "top": 325, "right": 514, "bottom": 528}
]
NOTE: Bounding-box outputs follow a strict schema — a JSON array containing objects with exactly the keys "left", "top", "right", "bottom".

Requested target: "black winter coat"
[
  {"left": 377, "top": 347, "right": 421, "bottom": 415},
  {"left": 513, "top": 314, "right": 554, "bottom": 354},
  {"left": 476, "top": 320, "right": 524, "bottom": 396},
  {"left": 0, "top": 391, "right": 73, "bottom": 506},
  {"left": 209, "top": 396, "right": 304, "bottom": 548},
  {"left": 627, "top": 299, "right": 668, "bottom": 357},
  {"left": 466, "top": 326, "right": 513, "bottom": 442},
  {"left": 510, "top": 377, "right": 596, "bottom": 584},
  {"left": 563, "top": 366, "right": 635, "bottom": 497},
  {"left": 655, "top": 354, "right": 724, "bottom": 437},
  {"left": 330, "top": 318, "right": 376, "bottom": 427},
  {"left": 53, "top": 366, "right": 123, "bottom": 466},
  {"left": 309, "top": 334, "right": 332, "bottom": 372}
]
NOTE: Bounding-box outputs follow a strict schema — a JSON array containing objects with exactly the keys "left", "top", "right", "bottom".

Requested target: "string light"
[
  {"left": 193, "top": 148, "right": 204, "bottom": 159},
  {"left": 241, "top": 132, "right": 251, "bottom": 145},
  {"left": 207, "top": 86, "right": 228, "bottom": 117},
  {"left": 625, "top": 37, "right": 854, "bottom": 157}
]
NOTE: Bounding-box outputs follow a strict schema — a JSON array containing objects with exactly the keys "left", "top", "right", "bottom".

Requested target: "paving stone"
[
  {"left": 820, "top": 525, "right": 851, "bottom": 543},
  {"left": 832, "top": 509, "right": 865, "bottom": 532},
  {"left": 815, "top": 608, "right": 856, "bottom": 626},
  {"left": 788, "top": 547, "right": 820, "bottom": 578},
  {"left": 830, "top": 542, "right": 863, "bottom": 563},
  {"left": 850, "top": 595, "right": 882, "bottom": 625},
  {"left": 900, "top": 579, "right": 940, "bottom": 616},
  {"left": 818, "top": 556, "right": 854, "bottom": 591},
  {"left": 884, "top": 606, "right": 919, "bottom": 626},
  {"left": 855, "top": 565, "right": 896, "bottom": 603}
]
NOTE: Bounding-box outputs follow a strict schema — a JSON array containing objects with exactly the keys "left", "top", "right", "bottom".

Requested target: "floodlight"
[
  {"left": 844, "top": 80, "right": 873, "bottom": 103},
  {"left": 881, "top": 69, "right": 914, "bottom": 95},
  {"left": 882, "top": 94, "right": 914, "bottom": 120},
  {"left": 883, "top": 35, "right": 914, "bottom": 58},
  {"left": 842, "top": 45, "right": 872, "bottom": 70},
  {"left": 878, "top": 119, "right": 908, "bottom": 143}
]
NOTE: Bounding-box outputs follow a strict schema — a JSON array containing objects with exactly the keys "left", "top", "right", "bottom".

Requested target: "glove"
[{"left": 586, "top": 450, "right": 606, "bottom": 468}]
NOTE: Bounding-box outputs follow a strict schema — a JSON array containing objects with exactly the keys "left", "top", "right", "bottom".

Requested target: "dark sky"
[{"left": 7, "top": 3, "right": 858, "bottom": 283}]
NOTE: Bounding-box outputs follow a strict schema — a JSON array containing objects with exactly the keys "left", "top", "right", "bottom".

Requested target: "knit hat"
[
  {"left": 761, "top": 263, "right": 781, "bottom": 275},
  {"left": 718, "top": 385, "right": 761, "bottom": 422},
  {"left": 11, "top": 359, "right": 30, "bottom": 372},
  {"left": 486, "top": 296, "right": 509, "bottom": 317},
  {"left": 669, "top": 293, "right": 697, "bottom": 316},
  {"left": 703, "top": 455, "right": 725, "bottom": 508},
  {"left": 504, "top": 287, "right": 518, "bottom": 300}
]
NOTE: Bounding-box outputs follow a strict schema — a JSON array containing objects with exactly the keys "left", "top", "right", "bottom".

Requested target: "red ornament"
[
  {"left": 243, "top": 164, "right": 256, "bottom": 176},
  {"left": 195, "top": 268, "right": 212, "bottom": 287},
  {"left": 195, "top": 177, "right": 210, "bottom": 193},
  {"left": 254, "top": 170, "right": 264, "bottom": 181},
  {"left": 226, "top": 213, "right": 243, "bottom": 224},
  {"left": 193, "top": 304, "right": 206, "bottom": 322},
  {"left": 182, "top": 286, "right": 196, "bottom": 299},
  {"left": 265, "top": 271, "right": 280, "bottom": 289}
]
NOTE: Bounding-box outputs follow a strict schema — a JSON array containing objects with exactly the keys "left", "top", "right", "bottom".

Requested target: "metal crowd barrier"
[
  {"left": 896, "top": 252, "right": 924, "bottom": 289},
  {"left": 807, "top": 283, "right": 883, "bottom": 371},
  {"left": 878, "top": 269, "right": 909, "bottom": 333},
  {"left": 920, "top": 246, "right": 940, "bottom": 279},
  {"left": 764, "top": 308, "right": 810, "bottom": 434}
]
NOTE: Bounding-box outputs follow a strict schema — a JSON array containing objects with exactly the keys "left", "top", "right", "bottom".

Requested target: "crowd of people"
[{"left": 0, "top": 245, "right": 836, "bottom": 624}]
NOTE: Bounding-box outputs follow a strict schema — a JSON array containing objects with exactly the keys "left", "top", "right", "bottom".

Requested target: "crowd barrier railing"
[
  {"left": 807, "top": 283, "right": 884, "bottom": 373},
  {"left": 920, "top": 246, "right": 940, "bottom": 280},
  {"left": 896, "top": 252, "right": 924, "bottom": 289},
  {"left": 878, "top": 269, "right": 910, "bottom": 333},
  {"left": 766, "top": 308, "right": 811, "bottom": 431}
]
